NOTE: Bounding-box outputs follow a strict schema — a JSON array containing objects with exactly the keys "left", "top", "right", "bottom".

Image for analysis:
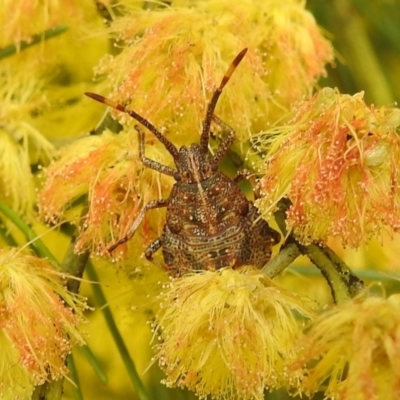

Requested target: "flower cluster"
[
  {"left": 0, "top": 248, "right": 87, "bottom": 398},
  {"left": 290, "top": 293, "right": 400, "bottom": 400},
  {"left": 154, "top": 267, "right": 316, "bottom": 400},
  {"left": 95, "top": 0, "right": 332, "bottom": 148},
  {"left": 255, "top": 88, "right": 400, "bottom": 247}
]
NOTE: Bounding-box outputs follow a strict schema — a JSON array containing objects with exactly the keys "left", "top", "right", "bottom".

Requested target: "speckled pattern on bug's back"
[{"left": 162, "top": 170, "right": 280, "bottom": 275}]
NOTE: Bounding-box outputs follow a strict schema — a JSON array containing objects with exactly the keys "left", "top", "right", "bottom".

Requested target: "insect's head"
[{"left": 173, "top": 144, "right": 217, "bottom": 183}]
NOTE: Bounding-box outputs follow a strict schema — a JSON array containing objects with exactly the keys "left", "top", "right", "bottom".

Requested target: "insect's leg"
[
  {"left": 134, "top": 125, "right": 177, "bottom": 177},
  {"left": 145, "top": 238, "right": 181, "bottom": 275},
  {"left": 144, "top": 237, "right": 162, "bottom": 263},
  {"left": 108, "top": 199, "right": 168, "bottom": 252},
  {"left": 211, "top": 115, "right": 236, "bottom": 164}
]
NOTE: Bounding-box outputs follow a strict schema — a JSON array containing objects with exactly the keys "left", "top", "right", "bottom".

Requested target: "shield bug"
[{"left": 85, "top": 48, "right": 280, "bottom": 276}]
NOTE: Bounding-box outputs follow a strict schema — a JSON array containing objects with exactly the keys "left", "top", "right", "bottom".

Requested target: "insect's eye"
[
  {"left": 211, "top": 163, "right": 218, "bottom": 172},
  {"left": 174, "top": 172, "right": 182, "bottom": 181}
]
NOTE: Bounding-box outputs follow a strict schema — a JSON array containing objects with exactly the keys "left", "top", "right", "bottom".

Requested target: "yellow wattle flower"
[
  {"left": 290, "top": 294, "right": 400, "bottom": 399},
  {"left": 0, "top": 248, "right": 87, "bottom": 398},
  {"left": 94, "top": 0, "right": 332, "bottom": 149},
  {"left": 256, "top": 88, "right": 400, "bottom": 247},
  {"left": 154, "top": 267, "right": 316, "bottom": 400}
]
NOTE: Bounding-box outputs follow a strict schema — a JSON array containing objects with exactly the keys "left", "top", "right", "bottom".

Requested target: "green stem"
[
  {"left": 68, "top": 354, "right": 84, "bottom": 400},
  {"left": 61, "top": 239, "right": 90, "bottom": 293},
  {"left": 273, "top": 198, "right": 290, "bottom": 236},
  {"left": 0, "top": 25, "right": 68, "bottom": 59},
  {"left": 0, "top": 217, "right": 18, "bottom": 246},
  {"left": 79, "top": 345, "right": 108, "bottom": 384},
  {"left": 262, "top": 241, "right": 301, "bottom": 278},
  {"left": 273, "top": 198, "right": 363, "bottom": 303},
  {"left": 85, "top": 262, "right": 150, "bottom": 400},
  {"left": 298, "top": 243, "right": 359, "bottom": 303},
  {"left": 328, "top": 0, "right": 395, "bottom": 105},
  {"left": 32, "top": 380, "right": 64, "bottom": 400},
  {"left": 320, "top": 245, "right": 364, "bottom": 297},
  {"left": 0, "top": 202, "right": 58, "bottom": 265}
]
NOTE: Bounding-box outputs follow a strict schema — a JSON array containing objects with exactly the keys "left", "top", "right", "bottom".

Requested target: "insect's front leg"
[{"left": 108, "top": 199, "right": 168, "bottom": 252}]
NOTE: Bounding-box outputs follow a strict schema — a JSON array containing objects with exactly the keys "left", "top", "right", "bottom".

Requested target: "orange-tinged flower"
[
  {"left": 154, "top": 267, "right": 316, "bottom": 400},
  {"left": 256, "top": 88, "right": 400, "bottom": 247},
  {"left": 290, "top": 294, "right": 400, "bottom": 400},
  {"left": 0, "top": 248, "right": 87, "bottom": 398},
  {"left": 38, "top": 129, "right": 173, "bottom": 257}
]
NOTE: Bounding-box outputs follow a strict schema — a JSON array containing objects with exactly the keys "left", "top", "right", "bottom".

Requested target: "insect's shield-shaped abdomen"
[{"left": 174, "top": 144, "right": 215, "bottom": 183}]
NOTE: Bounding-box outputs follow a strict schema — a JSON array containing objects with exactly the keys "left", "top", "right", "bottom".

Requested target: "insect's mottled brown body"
[
  {"left": 86, "top": 49, "right": 280, "bottom": 276},
  {"left": 163, "top": 169, "right": 279, "bottom": 275}
]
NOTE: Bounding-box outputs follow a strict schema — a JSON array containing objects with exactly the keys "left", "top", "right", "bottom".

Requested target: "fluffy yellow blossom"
[
  {"left": 154, "top": 267, "right": 316, "bottom": 400},
  {"left": 0, "top": 248, "right": 87, "bottom": 399},
  {"left": 255, "top": 88, "right": 400, "bottom": 247},
  {"left": 95, "top": 0, "right": 332, "bottom": 148},
  {"left": 0, "top": 67, "right": 54, "bottom": 217},
  {"left": 290, "top": 294, "right": 400, "bottom": 400},
  {"left": 39, "top": 129, "right": 173, "bottom": 257}
]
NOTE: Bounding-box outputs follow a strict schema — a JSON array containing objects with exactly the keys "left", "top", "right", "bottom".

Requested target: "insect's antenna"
[
  {"left": 85, "top": 92, "right": 179, "bottom": 159},
  {"left": 200, "top": 48, "right": 248, "bottom": 153}
]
